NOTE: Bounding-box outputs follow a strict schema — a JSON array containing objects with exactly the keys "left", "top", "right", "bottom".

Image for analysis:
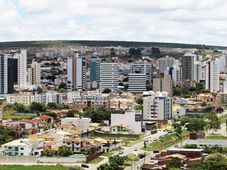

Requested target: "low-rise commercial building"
[
  {"left": 111, "top": 110, "right": 142, "bottom": 134},
  {"left": 73, "top": 93, "right": 110, "bottom": 109},
  {"left": 6, "top": 93, "right": 34, "bottom": 105},
  {"left": 61, "top": 117, "right": 91, "bottom": 132},
  {"left": 35, "top": 92, "right": 63, "bottom": 105}
]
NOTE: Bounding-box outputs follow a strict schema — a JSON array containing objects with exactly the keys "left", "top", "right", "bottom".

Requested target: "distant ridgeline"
[{"left": 0, "top": 40, "right": 226, "bottom": 49}]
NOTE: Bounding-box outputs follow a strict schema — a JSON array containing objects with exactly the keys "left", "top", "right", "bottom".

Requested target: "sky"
[{"left": 1, "top": 0, "right": 227, "bottom": 45}]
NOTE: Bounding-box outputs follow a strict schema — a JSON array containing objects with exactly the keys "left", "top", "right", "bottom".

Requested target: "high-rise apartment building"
[
  {"left": 130, "top": 64, "right": 152, "bottom": 88},
  {"left": 128, "top": 73, "right": 146, "bottom": 94},
  {"left": 90, "top": 57, "right": 101, "bottom": 82},
  {"left": 7, "top": 58, "right": 18, "bottom": 93},
  {"left": 181, "top": 54, "right": 194, "bottom": 86},
  {"left": 0, "top": 50, "right": 27, "bottom": 94},
  {"left": 159, "top": 56, "right": 174, "bottom": 74},
  {"left": 67, "top": 53, "right": 87, "bottom": 90},
  {"left": 205, "top": 60, "right": 220, "bottom": 92},
  {"left": 153, "top": 75, "right": 173, "bottom": 97},
  {"left": 165, "top": 65, "right": 181, "bottom": 86},
  {"left": 143, "top": 91, "right": 172, "bottom": 121},
  {"left": 17, "top": 50, "right": 27, "bottom": 87},
  {"left": 0, "top": 55, "right": 8, "bottom": 94},
  {"left": 28, "top": 60, "right": 41, "bottom": 85},
  {"left": 193, "top": 61, "right": 203, "bottom": 83},
  {"left": 100, "top": 63, "right": 118, "bottom": 92}
]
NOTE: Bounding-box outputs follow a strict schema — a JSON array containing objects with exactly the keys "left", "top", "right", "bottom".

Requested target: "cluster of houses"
[{"left": 1, "top": 116, "right": 124, "bottom": 157}]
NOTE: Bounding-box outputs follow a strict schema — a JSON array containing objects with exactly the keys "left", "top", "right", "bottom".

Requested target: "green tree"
[
  {"left": 136, "top": 98, "right": 143, "bottom": 105},
  {"left": 173, "top": 123, "right": 183, "bottom": 146},
  {"left": 97, "top": 155, "right": 128, "bottom": 170},
  {"left": 167, "top": 157, "right": 183, "bottom": 169},
  {"left": 67, "top": 110, "right": 80, "bottom": 117},
  {"left": 57, "top": 146, "right": 73, "bottom": 157},
  {"left": 110, "top": 48, "right": 116, "bottom": 58},
  {"left": 0, "top": 126, "right": 16, "bottom": 145},
  {"left": 186, "top": 118, "right": 206, "bottom": 132},
  {"left": 203, "top": 153, "right": 227, "bottom": 170},
  {"left": 83, "top": 108, "right": 123, "bottom": 123},
  {"left": 47, "top": 102, "right": 57, "bottom": 109},
  {"left": 30, "top": 102, "right": 46, "bottom": 112},
  {"left": 206, "top": 112, "right": 221, "bottom": 130},
  {"left": 184, "top": 144, "right": 198, "bottom": 149},
  {"left": 102, "top": 88, "right": 111, "bottom": 94},
  {"left": 180, "top": 116, "right": 190, "bottom": 126},
  {"left": 82, "top": 148, "right": 97, "bottom": 155},
  {"left": 42, "top": 112, "right": 57, "bottom": 118},
  {"left": 173, "top": 123, "right": 182, "bottom": 135},
  {"left": 58, "top": 88, "right": 67, "bottom": 93},
  {"left": 134, "top": 105, "right": 143, "bottom": 111},
  {"left": 37, "top": 86, "right": 43, "bottom": 94},
  {"left": 13, "top": 103, "right": 26, "bottom": 112}
]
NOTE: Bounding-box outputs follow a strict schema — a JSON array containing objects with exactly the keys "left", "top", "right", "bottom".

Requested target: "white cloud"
[{"left": 0, "top": 0, "right": 227, "bottom": 45}]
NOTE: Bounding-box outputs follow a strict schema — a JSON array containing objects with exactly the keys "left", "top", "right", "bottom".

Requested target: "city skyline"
[{"left": 1, "top": 0, "right": 227, "bottom": 45}]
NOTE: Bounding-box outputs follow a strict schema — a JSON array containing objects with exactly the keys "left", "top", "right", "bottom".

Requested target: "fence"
[
  {"left": 39, "top": 156, "right": 86, "bottom": 163},
  {"left": 0, "top": 155, "right": 86, "bottom": 164},
  {"left": 0, "top": 156, "right": 37, "bottom": 164}
]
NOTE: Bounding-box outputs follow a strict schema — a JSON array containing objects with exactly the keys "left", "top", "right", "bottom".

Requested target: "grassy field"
[
  {"left": 88, "top": 157, "right": 104, "bottom": 164},
  {"left": 125, "top": 138, "right": 141, "bottom": 147},
  {"left": 143, "top": 130, "right": 190, "bottom": 151},
  {"left": 2, "top": 108, "right": 33, "bottom": 119},
  {"left": 205, "top": 135, "right": 227, "bottom": 140},
  {"left": 102, "top": 147, "right": 123, "bottom": 157},
  {"left": 102, "top": 151, "right": 114, "bottom": 157},
  {"left": 0, "top": 166, "right": 82, "bottom": 170},
  {"left": 219, "top": 114, "right": 227, "bottom": 124}
]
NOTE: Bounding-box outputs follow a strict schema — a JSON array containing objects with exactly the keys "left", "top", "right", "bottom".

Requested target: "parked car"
[
  {"left": 153, "top": 138, "right": 158, "bottom": 141},
  {"left": 81, "top": 164, "right": 89, "bottom": 168},
  {"left": 119, "top": 151, "right": 124, "bottom": 154},
  {"left": 153, "top": 150, "right": 159, "bottom": 154}
]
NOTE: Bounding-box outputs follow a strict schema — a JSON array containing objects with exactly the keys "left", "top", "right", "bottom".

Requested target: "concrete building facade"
[
  {"left": 28, "top": 60, "right": 41, "bottom": 85},
  {"left": 143, "top": 91, "right": 173, "bottom": 121},
  {"left": 153, "top": 75, "right": 173, "bottom": 97},
  {"left": 67, "top": 53, "right": 86, "bottom": 90},
  {"left": 100, "top": 63, "right": 118, "bottom": 92},
  {"left": 128, "top": 73, "right": 146, "bottom": 94},
  {"left": 205, "top": 60, "right": 220, "bottom": 92}
]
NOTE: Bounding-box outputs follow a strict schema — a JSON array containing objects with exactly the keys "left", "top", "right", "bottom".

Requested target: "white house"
[
  {"left": 1, "top": 138, "right": 44, "bottom": 156},
  {"left": 62, "top": 137, "right": 102, "bottom": 153}
]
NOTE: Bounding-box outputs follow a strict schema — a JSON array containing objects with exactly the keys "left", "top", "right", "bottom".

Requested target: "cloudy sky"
[{"left": 1, "top": 0, "right": 227, "bottom": 45}]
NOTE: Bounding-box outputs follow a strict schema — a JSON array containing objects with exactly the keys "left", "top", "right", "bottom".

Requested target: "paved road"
[
  {"left": 121, "top": 130, "right": 168, "bottom": 170},
  {"left": 120, "top": 131, "right": 167, "bottom": 157}
]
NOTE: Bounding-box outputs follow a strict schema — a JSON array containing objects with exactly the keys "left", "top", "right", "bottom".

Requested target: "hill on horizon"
[{"left": 0, "top": 40, "right": 226, "bottom": 49}]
